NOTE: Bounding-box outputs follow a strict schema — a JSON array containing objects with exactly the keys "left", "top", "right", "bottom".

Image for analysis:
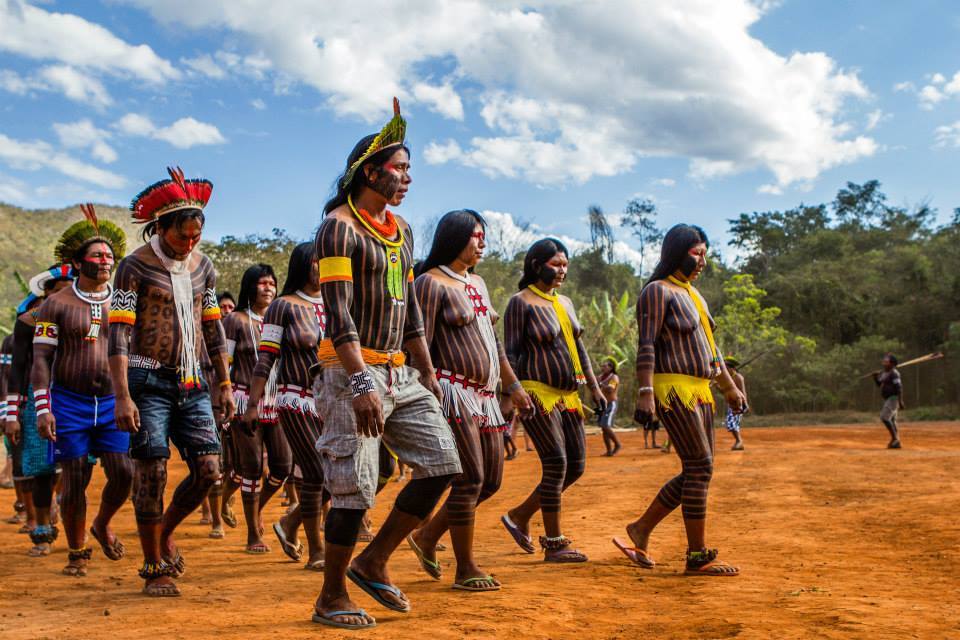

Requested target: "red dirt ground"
[{"left": 1, "top": 422, "right": 958, "bottom": 639}]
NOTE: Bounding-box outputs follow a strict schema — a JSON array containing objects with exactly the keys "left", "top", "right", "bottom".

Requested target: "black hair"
[
  {"left": 884, "top": 353, "right": 898, "bottom": 366},
  {"left": 518, "top": 238, "right": 569, "bottom": 290},
  {"left": 646, "top": 224, "right": 710, "bottom": 284},
  {"left": 323, "top": 134, "right": 411, "bottom": 215},
  {"left": 141, "top": 208, "right": 206, "bottom": 242},
  {"left": 280, "top": 241, "right": 317, "bottom": 296},
  {"left": 217, "top": 291, "right": 235, "bottom": 305},
  {"left": 235, "top": 264, "right": 277, "bottom": 312},
  {"left": 415, "top": 209, "right": 486, "bottom": 277}
]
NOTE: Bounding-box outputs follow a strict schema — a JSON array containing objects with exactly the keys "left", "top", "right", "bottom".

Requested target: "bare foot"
[{"left": 625, "top": 520, "right": 652, "bottom": 553}]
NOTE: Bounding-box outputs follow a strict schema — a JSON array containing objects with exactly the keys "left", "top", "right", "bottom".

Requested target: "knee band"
[
  {"left": 395, "top": 474, "right": 455, "bottom": 520},
  {"left": 324, "top": 507, "right": 365, "bottom": 546}
]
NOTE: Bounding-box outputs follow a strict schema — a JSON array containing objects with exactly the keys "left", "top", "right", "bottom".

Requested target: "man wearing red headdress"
[{"left": 108, "top": 168, "right": 235, "bottom": 597}]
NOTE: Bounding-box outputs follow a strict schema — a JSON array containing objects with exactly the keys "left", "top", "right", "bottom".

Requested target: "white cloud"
[
  {"left": 893, "top": 81, "right": 915, "bottom": 93},
  {"left": 251, "top": 98, "right": 266, "bottom": 110},
  {"left": 52, "top": 119, "right": 117, "bottom": 163},
  {"left": 934, "top": 121, "right": 960, "bottom": 148},
  {"left": 114, "top": 114, "right": 227, "bottom": 149},
  {"left": 919, "top": 85, "right": 945, "bottom": 110},
  {"left": 865, "top": 109, "right": 886, "bottom": 131},
  {"left": 0, "top": 0, "right": 177, "bottom": 83},
  {"left": 482, "top": 209, "right": 651, "bottom": 271},
  {"left": 38, "top": 65, "right": 111, "bottom": 108},
  {"left": 118, "top": 0, "right": 874, "bottom": 190},
  {"left": 0, "top": 65, "right": 112, "bottom": 108},
  {"left": 181, "top": 54, "right": 226, "bottom": 79},
  {"left": 757, "top": 183, "right": 783, "bottom": 195},
  {"left": 0, "top": 132, "right": 125, "bottom": 188},
  {"left": 413, "top": 81, "right": 464, "bottom": 120},
  {"left": 424, "top": 139, "right": 464, "bottom": 164},
  {"left": 945, "top": 72, "right": 960, "bottom": 94},
  {"left": 652, "top": 177, "right": 676, "bottom": 187},
  {"left": 931, "top": 72, "right": 946, "bottom": 85}
]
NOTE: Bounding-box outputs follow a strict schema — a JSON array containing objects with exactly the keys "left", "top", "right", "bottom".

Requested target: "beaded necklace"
[
  {"left": 72, "top": 280, "right": 111, "bottom": 342},
  {"left": 347, "top": 194, "right": 406, "bottom": 305}
]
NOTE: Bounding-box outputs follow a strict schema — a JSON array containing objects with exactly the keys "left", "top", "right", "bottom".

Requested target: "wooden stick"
[{"left": 859, "top": 352, "right": 944, "bottom": 379}]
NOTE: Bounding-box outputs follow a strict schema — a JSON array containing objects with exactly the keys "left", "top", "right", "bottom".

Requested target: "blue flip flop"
[
  {"left": 347, "top": 567, "right": 410, "bottom": 613},
  {"left": 312, "top": 608, "right": 376, "bottom": 629}
]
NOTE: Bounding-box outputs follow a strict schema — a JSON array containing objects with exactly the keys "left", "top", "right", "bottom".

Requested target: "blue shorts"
[
  {"left": 127, "top": 367, "right": 220, "bottom": 460},
  {"left": 50, "top": 386, "right": 128, "bottom": 462},
  {"left": 599, "top": 401, "right": 618, "bottom": 428}
]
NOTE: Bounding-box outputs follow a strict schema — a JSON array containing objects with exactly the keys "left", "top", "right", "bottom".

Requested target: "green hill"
[{"left": 0, "top": 202, "right": 144, "bottom": 331}]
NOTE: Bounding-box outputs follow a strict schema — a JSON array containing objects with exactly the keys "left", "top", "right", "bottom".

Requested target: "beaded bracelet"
[
  {"left": 349, "top": 371, "right": 376, "bottom": 397},
  {"left": 637, "top": 386, "right": 654, "bottom": 394},
  {"left": 218, "top": 379, "right": 233, "bottom": 389}
]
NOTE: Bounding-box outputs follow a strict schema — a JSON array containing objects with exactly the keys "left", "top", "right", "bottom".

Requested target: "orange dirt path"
[{"left": 1, "top": 422, "right": 958, "bottom": 639}]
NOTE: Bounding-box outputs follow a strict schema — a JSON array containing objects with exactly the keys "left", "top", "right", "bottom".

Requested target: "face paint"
[
  {"left": 679, "top": 255, "right": 698, "bottom": 277},
  {"left": 367, "top": 165, "right": 402, "bottom": 200},
  {"left": 537, "top": 264, "right": 558, "bottom": 286},
  {"left": 79, "top": 261, "right": 103, "bottom": 279}
]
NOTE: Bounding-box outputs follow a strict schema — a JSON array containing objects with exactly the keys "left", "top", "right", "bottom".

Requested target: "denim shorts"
[{"left": 127, "top": 368, "right": 220, "bottom": 460}]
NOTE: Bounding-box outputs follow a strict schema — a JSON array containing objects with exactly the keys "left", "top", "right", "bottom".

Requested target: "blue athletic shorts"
[{"left": 50, "top": 386, "right": 128, "bottom": 462}]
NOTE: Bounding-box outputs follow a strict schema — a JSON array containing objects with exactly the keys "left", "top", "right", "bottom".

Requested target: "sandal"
[
  {"left": 452, "top": 576, "right": 500, "bottom": 592},
  {"left": 245, "top": 541, "right": 270, "bottom": 554},
  {"left": 161, "top": 547, "right": 186, "bottom": 578},
  {"left": 221, "top": 504, "right": 238, "bottom": 528},
  {"left": 304, "top": 558, "right": 325, "bottom": 571},
  {"left": 541, "top": 535, "right": 588, "bottom": 563},
  {"left": 500, "top": 514, "right": 535, "bottom": 554},
  {"left": 63, "top": 547, "right": 93, "bottom": 577},
  {"left": 685, "top": 548, "right": 739, "bottom": 576},
  {"left": 273, "top": 522, "right": 303, "bottom": 561},
  {"left": 139, "top": 561, "right": 181, "bottom": 597},
  {"left": 346, "top": 567, "right": 410, "bottom": 613},
  {"left": 89, "top": 524, "right": 124, "bottom": 561},
  {"left": 312, "top": 608, "right": 376, "bottom": 629},
  {"left": 612, "top": 537, "right": 655, "bottom": 568},
  {"left": 406, "top": 534, "right": 441, "bottom": 580}
]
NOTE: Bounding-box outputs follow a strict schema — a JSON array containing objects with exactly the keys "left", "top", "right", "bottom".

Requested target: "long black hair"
[
  {"left": 416, "top": 209, "right": 486, "bottom": 277},
  {"left": 280, "top": 242, "right": 316, "bottom": 296},
  {"left": 518, "top": 237, "right": 569, "bottom": 290},
  {"left": 235, "top": 263, "right": 277, "bottom": 312},
  {"left": 141, "top": 208, "right": 206, "bottom": 242},
  {"left": 646, "top": 224, "right": 710, "bottom": 284},
  {"left": 323, "top": 135, "right": 411, "bottom": 215}
]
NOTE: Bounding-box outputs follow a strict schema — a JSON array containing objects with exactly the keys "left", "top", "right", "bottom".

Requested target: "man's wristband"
[
  {"left": 34, "top": 388, "right": 50, "bottom": 416},
  {"left": 218, "top": 379, "right": 233, "bottom": 389},
  {"left": 349, "top": 371, "right": 376, "bottom": 398},
  {"left": 637, "top": 386, "right": 654, "bottom": 394},
  {"left": 505, "top": 380, "right": 523, "bottom": 395}
]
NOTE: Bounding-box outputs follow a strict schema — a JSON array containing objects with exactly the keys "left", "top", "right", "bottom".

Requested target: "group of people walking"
[{"left": 1, "top": 98, "right": 751, "bottom": 629}]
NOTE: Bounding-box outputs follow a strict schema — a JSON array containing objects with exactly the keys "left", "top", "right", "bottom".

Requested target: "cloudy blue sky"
[{"left": 2, "top": 0, "right": 959, "bottom": 266}]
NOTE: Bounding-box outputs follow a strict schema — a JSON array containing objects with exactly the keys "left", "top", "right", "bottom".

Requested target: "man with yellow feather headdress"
[{"left": 30, "top": 204, "right": 134, "bottom": 577}]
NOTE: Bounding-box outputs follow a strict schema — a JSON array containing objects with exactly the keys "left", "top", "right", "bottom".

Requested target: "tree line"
[{"left": 206, "top": 180, "right": 959, "bottom": 416}]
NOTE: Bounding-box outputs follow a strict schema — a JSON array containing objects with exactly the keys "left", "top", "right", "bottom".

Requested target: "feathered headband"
[
  {"left": 130, "top": 166, "right": 212, "bottom": 224},
  {"left": 26, "top": 264, "right": 74, "bottom": 299},
  {"left": 341, "top": 97, "right": 407, "bottom": 189},
  {"left": 54, "top": 203, "right": 127, "bottom": 264}
]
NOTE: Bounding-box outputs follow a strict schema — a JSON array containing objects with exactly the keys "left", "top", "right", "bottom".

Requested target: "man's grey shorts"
[
  {"left": 880, "top": 395, "right": 899, "bottom": 422},
  {"left": 315, "top": 364, "right": 461, "bottom": 510}
]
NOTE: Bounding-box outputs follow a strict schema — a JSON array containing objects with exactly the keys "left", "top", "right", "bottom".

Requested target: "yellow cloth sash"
[
  {"left": 526, "top": 285, "right": 586, "bottom": 385},
  {"left": 666, "top": 275, "right": 721, "bottom": 371},
  {"left": 316, "top": 338, "right": 406, "bottom": 368},
  {"left": 653, "top": 373, "right": 714, "bottom": 411},
  {"left": 521, "top": 380, "right": 584, "bottom": 417}
]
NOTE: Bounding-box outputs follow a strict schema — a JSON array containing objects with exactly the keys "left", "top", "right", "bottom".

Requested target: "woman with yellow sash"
[
  {"left": 612, "top": 224, "right": 745, "bottom": 576},
  {"left": 500, "top": 238, "right": 606, "bottom": 563}
]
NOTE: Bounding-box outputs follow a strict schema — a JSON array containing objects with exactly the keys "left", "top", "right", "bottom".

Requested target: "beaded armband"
[{"left": 349, "top": 371, "right": 376, "bottom": 398}]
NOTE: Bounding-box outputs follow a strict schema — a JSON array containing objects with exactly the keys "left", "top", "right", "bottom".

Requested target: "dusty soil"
[{"left": 1, "top": 422, "right": 958, "bottom": 639}]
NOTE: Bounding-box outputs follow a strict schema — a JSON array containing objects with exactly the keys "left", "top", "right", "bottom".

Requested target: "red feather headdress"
[{"left": 130, "top": 166, "right": 213, "bottom": 223}]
